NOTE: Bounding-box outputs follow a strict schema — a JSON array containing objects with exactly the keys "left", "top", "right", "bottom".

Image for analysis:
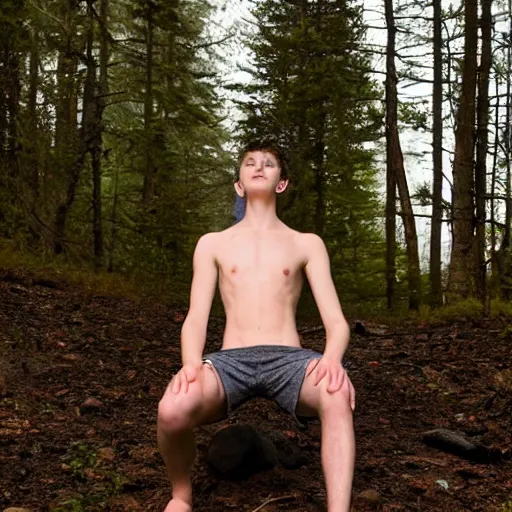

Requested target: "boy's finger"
[
  {"left": 172, "top": 375, "right": 180, "bottom": 394},
  {"left": 328, "top": 370, "right": 337, "bottom": 391},
  {"left": 339, "top": 370, "right": 346, "bottom": 389},
  {"left": 329, "top": 370, "right": 341, "bottom": 392},
  {"left": 185, "top": 366, "right": 197, "bottom": 383},
  {"left": 315, "top": 367, "right": 326, "bottom": 386},
  {"left": 350, "top": 383, "right": 356, "bottom": 410}
]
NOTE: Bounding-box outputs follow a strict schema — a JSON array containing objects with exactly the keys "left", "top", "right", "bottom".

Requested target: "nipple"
[
  {"left": 231, "top": 266, "right": 237, "bottom": 274},
  {"left": 283, "top": 268, "right": 290, "bottom": 276}
]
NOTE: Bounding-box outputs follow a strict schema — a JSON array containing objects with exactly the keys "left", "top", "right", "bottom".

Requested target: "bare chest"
[{"left": 217, "top": 236, "right": 304, "bottom": 283}]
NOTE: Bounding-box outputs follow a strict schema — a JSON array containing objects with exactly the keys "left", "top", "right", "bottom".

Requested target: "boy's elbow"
[
  {"left": 181, "top": 314, "right": 207, "bottom": 336},
  {"left": 326, "top": 317, "right": 350, "bottom": 336}
]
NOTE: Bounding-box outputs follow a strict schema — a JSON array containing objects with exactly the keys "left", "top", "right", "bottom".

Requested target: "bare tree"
[
  {"left": 430, "top": 0, "right": 443, "bottom": 307},
  {"left": 447, "top": 0, "right": 478, "bottom": 299},
  {"left": 474, "top": 0, "right": 493, "bottom": 305},
  {"left": 384, "top": 0, "right": 422, "bottom": 309}
]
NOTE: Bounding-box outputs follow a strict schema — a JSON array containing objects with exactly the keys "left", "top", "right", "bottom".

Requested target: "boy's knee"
[
  {"left": 319, "top": 382, "right": 352, "bottom": 417},
  {"left": 158, "top": 386, "right": 201, "bottom": 431}
]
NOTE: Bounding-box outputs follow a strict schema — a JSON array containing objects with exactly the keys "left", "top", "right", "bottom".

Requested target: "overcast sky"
[{"left": 209, "top": 0, "right": 511, "bottom": 269}]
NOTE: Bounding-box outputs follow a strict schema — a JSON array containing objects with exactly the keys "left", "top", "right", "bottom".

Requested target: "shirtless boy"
[{"left": 157, "top": 141, "right": 356, "bottom": 512}]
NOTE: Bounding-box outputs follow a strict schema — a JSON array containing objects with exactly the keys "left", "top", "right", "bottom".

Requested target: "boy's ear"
[
  {"left": 276, "top": 179, "right": 289, "bottom": 194},
  {"left": 234, "top": 180, "right": 245, "bottom": 198}
]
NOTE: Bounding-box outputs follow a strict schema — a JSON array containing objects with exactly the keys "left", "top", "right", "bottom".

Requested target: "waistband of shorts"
[{"left": 214, "top": 344, "right": 309, "bottom": 353}]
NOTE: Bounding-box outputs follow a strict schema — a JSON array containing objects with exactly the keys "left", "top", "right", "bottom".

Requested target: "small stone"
[
  {"left": 85, "top": 428, "right": 96, "bottom": 437},
  {"left": 436, "top": 479, "right": 449, "bottom": 490},
  {"left": 409, "top": 480, "right": 428, "bottom": 494},
  {"left": 80, "top": 397, "right": 104, "bottom": 414},
  {"left": 97, "top": 447, "right": 115, "bottom": 462},
  {"left": 356, "top": 489, "right": 381, "bottom": 506},
  {"left": 61, "top": 354, "right": 79, "bottom": 362}
]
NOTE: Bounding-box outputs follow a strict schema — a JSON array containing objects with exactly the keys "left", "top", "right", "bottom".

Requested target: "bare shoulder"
[
  {"left": 295, "top": 232, "right": 327, "bottom": 260},
  {"left": 195, "top": 231, "right": 219, "bottom": 249},
  {"left": 194, "top": 231, "right": 221, "bottom": 263},
  {"left": 296, "top": 231, "right": 325, "bottom": 246}
]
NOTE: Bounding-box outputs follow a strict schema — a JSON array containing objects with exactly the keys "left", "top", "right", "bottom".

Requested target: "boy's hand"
[
  {"left": 171, "top": 364, "right": 202, "bottom": 394},
  {"left": 308, "top": 357, "right": 356, "bottom": 410}
]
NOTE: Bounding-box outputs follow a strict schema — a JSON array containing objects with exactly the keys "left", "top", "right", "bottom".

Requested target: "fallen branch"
[
  {"left": 251, "top": 495, "right": 296, "bottom": 512},
  {"left": 298, "top": 325, "right": 324, "bottom": 335},
  {"left": 298, "top": 325, "right": 436, "bottom": 338}
]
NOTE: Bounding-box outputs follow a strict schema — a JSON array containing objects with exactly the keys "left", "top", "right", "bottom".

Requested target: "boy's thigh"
[
  {"left": 295, "top": 358, "right": 322, "bottom": 418},
  {"left": 198, "top": 363, "right": 228, "bottom": 424}
]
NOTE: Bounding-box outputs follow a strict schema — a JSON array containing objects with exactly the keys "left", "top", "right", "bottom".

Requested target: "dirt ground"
[{"left": 0, "top": 268, "right": 511, "bottom": 511}]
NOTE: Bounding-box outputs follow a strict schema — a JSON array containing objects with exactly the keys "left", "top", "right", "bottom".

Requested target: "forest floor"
[{"left": 0, "top": 266, "right": 511, "bottom": 512}]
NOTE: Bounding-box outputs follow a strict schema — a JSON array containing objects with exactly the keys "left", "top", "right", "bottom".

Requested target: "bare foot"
[{"left": 164, "top": 498, "right": 192, "bottom": 512}]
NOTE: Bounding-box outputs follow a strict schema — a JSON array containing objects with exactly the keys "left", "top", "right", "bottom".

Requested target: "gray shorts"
[{"left": 203, "top": 345, "right": 323, "bottom": 420}]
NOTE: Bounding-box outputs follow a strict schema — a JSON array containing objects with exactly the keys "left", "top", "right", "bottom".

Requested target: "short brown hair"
[{"left": 238, "top": 139, "right": 289, "bottom": 180}]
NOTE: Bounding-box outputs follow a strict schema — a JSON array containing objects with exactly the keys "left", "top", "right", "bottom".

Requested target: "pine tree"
[{"left": 236, "top": 0, "right": 385, "bottom": 303}]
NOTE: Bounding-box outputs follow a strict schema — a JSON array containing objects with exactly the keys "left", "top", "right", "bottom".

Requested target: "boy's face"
[{"left": 236, "top": 150, "right": 288, "bottom": 198}]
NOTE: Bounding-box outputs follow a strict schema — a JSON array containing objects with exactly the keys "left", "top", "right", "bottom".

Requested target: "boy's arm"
[
  {"left": 180, "top": 233, "right": 218, "bottom": 367},
  {"left": 303, "top": 233, "right": 350, "bottom": 361}
]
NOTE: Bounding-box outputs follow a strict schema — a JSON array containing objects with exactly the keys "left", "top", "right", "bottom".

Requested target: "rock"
[
  {"left": 80, "top": 397, "right": 104, "bottom": 414},
  {"left": 266, "top": 431, "right": 308, "bottom": 469},
  {"left": 206, "top": 424, "right": 277, "bottom": 480}
]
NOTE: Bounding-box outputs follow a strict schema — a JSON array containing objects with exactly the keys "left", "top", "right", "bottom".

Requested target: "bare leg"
[
  {"left": 157, "top": 365, "right": 225, "bottom": 511},
  {"left": 157, "top": 427, "right": 195, "bottom": 511},
  {"left": 319, "top": 385, "right": 355, "bottom": 511},
  {"left": 297, "top": 362, "right": 356, "bottom": 512}
]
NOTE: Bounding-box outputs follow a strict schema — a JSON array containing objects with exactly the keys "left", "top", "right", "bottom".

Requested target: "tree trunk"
[
  {"left": 27, "top": 26, "right": 40, "bottom": 206},
  {"left": 108, "top": 162, "right": 120, "bottom": 273},
  {"left": 499, "top": 0, "right": 512, "bottom": 299},
  {"left": 142, "top": 5, "right": 155, "bottom": 204},
  {"left": 313, "top": 111, "right": 327, "bottom": 237},
  {"left": 447, "top": 0, "right": 478, "bottom": 300},
  {"left": 384, "top": 0, "right": 422, "bottom": 310},
  {"left": 430, "top": 0, "right": 443, "bottom": 307},
  {"left": 474, "top": 0, "right": 492, "bottom": 307},
  {"left": 91, "top": 0, "right": 110, "bottom": 270},
  {"left": 0, "top": 6, "right": 22, "bottom": 231},
  {"left": 53, "top": 1, "right": 80, "bottom": 254},
  {"left": 490, "top": 72, "right": 500, "bottom": 295},
  {"left": 386, "top": 142, "right": 396, "bottom": 310}
]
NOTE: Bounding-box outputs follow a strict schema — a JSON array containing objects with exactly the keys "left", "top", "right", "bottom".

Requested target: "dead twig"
[{"left": 250, "top": 495, "right": 296, "bottom": 512}]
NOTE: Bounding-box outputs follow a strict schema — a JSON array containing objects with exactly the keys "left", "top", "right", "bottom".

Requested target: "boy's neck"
[{"left": 239, "top": 197, "right": 281, "bottom": 230}]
